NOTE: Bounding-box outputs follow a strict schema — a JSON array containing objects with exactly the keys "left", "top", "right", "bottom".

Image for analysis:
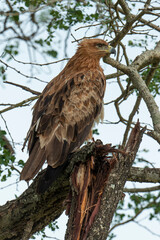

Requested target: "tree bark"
[{"left": 128, "top": 166, "right": 160, "bottom": 183}]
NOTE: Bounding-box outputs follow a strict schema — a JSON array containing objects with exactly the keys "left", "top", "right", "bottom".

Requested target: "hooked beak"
[
  {"left": 109, "top": 45, "right": 116, "bottom": 56},
  {"left": 110, "top": 47, "right": 116, "bottom": 56}
]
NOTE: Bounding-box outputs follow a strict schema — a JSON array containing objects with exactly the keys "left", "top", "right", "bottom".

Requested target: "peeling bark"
[{"left": 65, "top": 143, "right": 118, "bottom": 240}]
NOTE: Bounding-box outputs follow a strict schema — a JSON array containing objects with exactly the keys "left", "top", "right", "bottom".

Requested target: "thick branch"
[
  {"left": 128, "top": 167, "right": 160, "bottom": 183},
  {"left": 0, "top": 143, "right": 94, "bottom": 240}
]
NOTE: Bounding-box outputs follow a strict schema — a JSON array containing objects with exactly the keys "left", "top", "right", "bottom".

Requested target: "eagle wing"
[{"left": 20, "top": 69, "right": 106, "bottom": 181}]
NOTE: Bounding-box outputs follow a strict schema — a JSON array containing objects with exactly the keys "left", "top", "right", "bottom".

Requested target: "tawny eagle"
[{"left": 20, "top": 38, "right": 116, "bottom": 192}]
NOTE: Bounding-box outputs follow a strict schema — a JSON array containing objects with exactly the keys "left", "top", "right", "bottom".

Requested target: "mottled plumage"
[{"left": 20, "top": 38, "right": 116, "bottom": 188}]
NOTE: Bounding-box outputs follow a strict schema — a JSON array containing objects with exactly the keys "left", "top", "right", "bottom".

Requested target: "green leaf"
[
  {"left": 18, "top": 159, "right": 25, "bottom": 167},
  {"left": 1, "top": 174, "right": 7, "bottom": 182},
  {"left": 45, "top": 50, "right": 57, "bottom": 58}
]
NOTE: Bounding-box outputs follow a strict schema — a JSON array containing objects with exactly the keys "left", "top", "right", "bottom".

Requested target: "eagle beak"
[
  {"left": 104, "top": 45, "right": 116, "bottom": 56},
  {"left": 109, "top": 46, "right": 116, "bottom": 56},
  {"left": 110, "top": 47, "right": 116, "bottom": 55}
]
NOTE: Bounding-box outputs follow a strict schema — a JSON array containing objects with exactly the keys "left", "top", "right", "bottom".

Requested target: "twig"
[
  {"left": 0, "top": 181, "right": 20, "bottom": 190},
  {"left": 134, "top": 220, "right": 160, "bottom": 238},
  {"left": 109, "top": 199, "right": 157, "bottom": 233},
  {"left": 109, "top": 200, "right": 144, "bottom": 233},
  {"left": 0, "top": 59, "right": 47, "bottom": 83},
  {"left": 0, "top": 114, "right": 15, "bottom": 149},
  {"left": 10, "top": 54, "right": 69, "bottom": 66},
  {"left": 110, "top": 2, "right": 160, "bottom": 33},
  {"left": 7, "top": 164, "right": 21, "bottom": 174},
  {"left": 72, "top": 30, "right": 108, "bottom": 43},
  {"left": 0, "top": 103, "right": 13, "bottom": 106},
  {"left": 4, "top": 81, "right": 40, "bottom": 95},
  {"left": 116, "top": 44, "right": 124, "bottom": 92},
  {"left": 75, "top": 23, "right": 101, "bottom": 31},
  {"left": 0, "top": 96, "right": 38, "bottom": 114}
]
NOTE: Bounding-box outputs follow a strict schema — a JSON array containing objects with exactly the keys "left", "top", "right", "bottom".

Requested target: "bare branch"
[
  {"left": 0, "top": 96, "right": 38, "bottom": 114},
  {"left": 122, "top": 96, "right": 142, "bottom": 147},
  {"left": 110, "top": 2, "right": 160, "bottom": 33},
  {"left": 109, "top": 205, "right": 145, "bottom": 233},
  {"left": 109, "top": 195, "right": 159, "bottom": 234},
  {"left": 4, "top": 81, "right": 40, "bottom": 95},
  {"left": 10, "top": 55, "right": 69, "bottom": 66},
  {"left": 117, "top": 0, "right": 131, "bottom": 19},
  {"left": 0, "top": 59, "right": 47, "bottom": 83},
  {"left": 134, "top": 220, "right": 160, "bottom": 238},
  {"left": 105, "top": 72, "right": 124, "bottom": 80},
  {"left": 124, "top": 184, "right": 160, "bottom": 193}
]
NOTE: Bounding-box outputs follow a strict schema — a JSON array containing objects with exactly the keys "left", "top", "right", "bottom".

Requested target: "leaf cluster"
[
  {"left": 141, "top": 66, "right": 160, "bottom": 97},
  {"left": 31, "top": 221, "right": 59, "bottom": 240},
  {"left": 0, "top": 130, "right": 24, "bottom": 182},
  {"left": 0, "top": 130, "right": 16, "bottom": 182}
]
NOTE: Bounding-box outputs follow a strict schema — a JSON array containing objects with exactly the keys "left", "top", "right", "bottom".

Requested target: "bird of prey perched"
[{"left": 20, "top": 38, "right": 116, "bottom": 192}]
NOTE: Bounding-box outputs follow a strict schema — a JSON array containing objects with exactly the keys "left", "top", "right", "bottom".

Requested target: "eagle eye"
[{"left": 97, "top": 43, "right": 103, "bottom": 48}]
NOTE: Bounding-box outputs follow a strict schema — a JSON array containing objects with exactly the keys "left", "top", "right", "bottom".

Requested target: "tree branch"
[
  {"left": 0, "top": 96, "right": 39, "bottom": 114},
  {"left": 124, "top": 185, "right": 160, "bottom": 193},
  {"left": 0, "top": 59, "right": 47, "bottom": 83},
  {"left": 128, "top": 167, "right": 160, "bottom": 183},
  {"left": 4, "top": 81, "right": 40, "bottom": 95},
  {"left": 109, "top": 195, "right": 159, "bottom": 234},
  {"left": 109, "top": 2, "right": 160, "bottom": 33}
]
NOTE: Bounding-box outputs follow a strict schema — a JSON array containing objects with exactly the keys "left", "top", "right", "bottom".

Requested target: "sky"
[{"left": 0, "top": 11, "right": 160, "bottom": 240}]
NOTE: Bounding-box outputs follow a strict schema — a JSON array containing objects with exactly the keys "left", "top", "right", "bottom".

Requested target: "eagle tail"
[
  {"left": 36, "top": 162, "right": 68, "bottom": 193},
  {"left": 20, "top": 141, "right": 46, "bottom": 181}
]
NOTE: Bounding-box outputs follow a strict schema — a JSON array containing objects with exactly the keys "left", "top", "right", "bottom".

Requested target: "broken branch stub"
[{"left": 65, "top": 142, "right": 119, "bottom": 240}]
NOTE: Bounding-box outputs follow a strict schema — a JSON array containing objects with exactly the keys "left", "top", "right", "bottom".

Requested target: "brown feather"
[
  {"left": 20, "top": 141, "right": 45, "bottom": 181},
  {"left": 20, "top": 38, "right": 115, "bottom": 182}
]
